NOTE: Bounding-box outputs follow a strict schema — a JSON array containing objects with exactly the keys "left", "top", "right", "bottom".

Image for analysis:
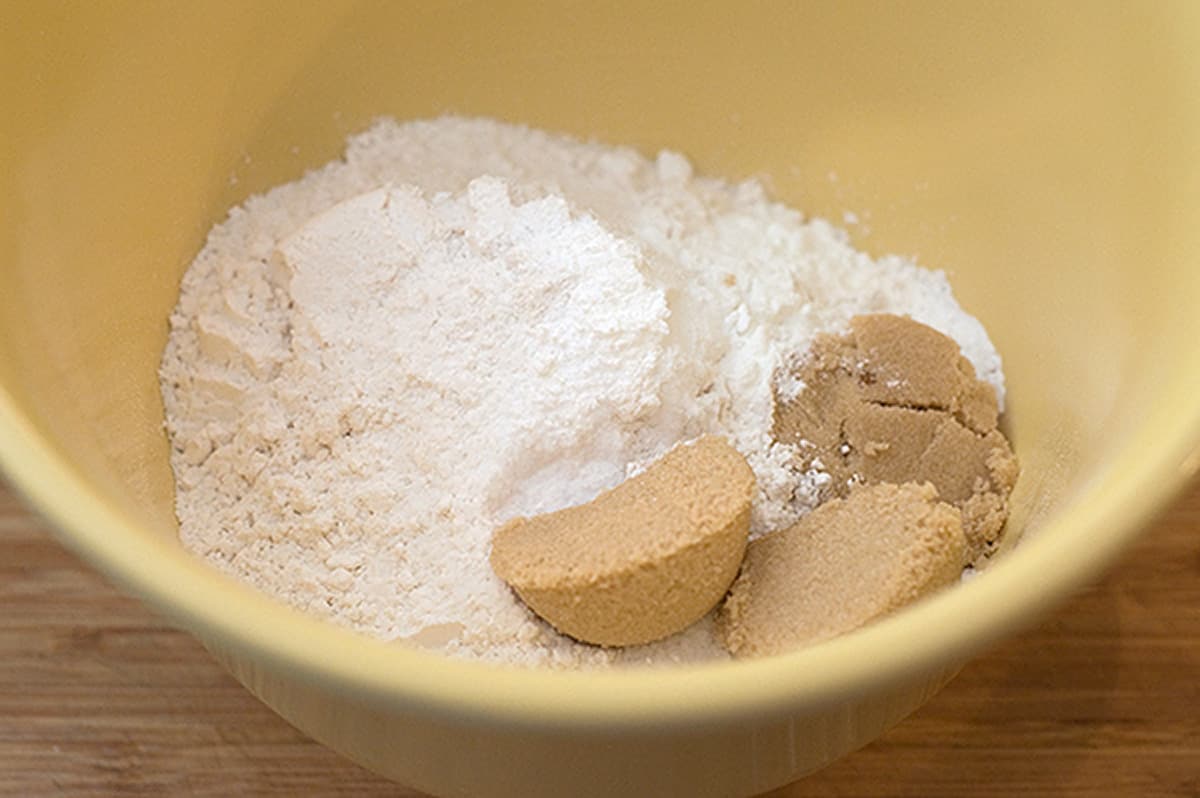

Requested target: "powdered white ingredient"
[{"left": 161, "top": 117, "right": 1004, "bottom": 667}]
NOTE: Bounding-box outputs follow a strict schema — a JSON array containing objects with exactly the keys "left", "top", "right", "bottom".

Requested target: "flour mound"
[{"left": 160, "top": 116, "right": 1004, "bottom": 667}]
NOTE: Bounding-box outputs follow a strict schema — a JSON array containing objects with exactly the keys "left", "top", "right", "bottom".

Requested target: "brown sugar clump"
[
  {"left": 490, "top": 436, "right": 755, "bottom": 647},
  {"left": 718, "top": 482, "right": 964, "bottom": 658},
  {"left": 773, "top": 314, "right": 1018, "bottom": 564}
]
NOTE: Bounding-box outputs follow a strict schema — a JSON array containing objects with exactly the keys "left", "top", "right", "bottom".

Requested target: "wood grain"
[{"left": 1, "top": 479, "right": 1197, "bottom": 797}]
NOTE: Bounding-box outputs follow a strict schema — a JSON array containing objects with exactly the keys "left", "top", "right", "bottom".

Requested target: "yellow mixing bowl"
[{"left": 3, "top": 3, "right": 1199, "bottom": 796}]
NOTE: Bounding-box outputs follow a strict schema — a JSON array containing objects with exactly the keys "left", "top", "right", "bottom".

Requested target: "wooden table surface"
[{"left": 1, "top": 479, "right": 1197, "bottom": 798}]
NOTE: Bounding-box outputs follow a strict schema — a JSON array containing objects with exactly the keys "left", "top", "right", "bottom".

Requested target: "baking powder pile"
[{"left": 161, "top": 117, "right": 1004, "bottom": 667}]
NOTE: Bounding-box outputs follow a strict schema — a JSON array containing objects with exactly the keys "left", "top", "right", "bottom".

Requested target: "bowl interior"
[{"left": 3, "top": 0, "right": 1200, "bottom": 721}]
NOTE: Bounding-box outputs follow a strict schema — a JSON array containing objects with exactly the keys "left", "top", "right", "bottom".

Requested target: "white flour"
[{"left": 161, "top": 117, "right": 1004, "bottom": 667}]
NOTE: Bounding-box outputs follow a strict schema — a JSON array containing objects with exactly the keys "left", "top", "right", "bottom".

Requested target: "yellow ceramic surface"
[{"left": 3, "top": 3, "right": 1199, "bottom": 796}]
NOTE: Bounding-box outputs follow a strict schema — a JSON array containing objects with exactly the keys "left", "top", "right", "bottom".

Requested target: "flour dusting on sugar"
[{"left": 160, "top": 117, "right": 1004, "bottom": 667}]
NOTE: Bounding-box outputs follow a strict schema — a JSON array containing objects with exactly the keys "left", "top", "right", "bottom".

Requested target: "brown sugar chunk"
[
  {"left": 490, "top": 436, "right": 755, "bottom": 647},
  {"left": 718, "top": 482, "right": 965, "bottom": 658},
  {"left": 850, "top": 312, "right": 975, "bottom": 415},
  {"left": 845, "top": 404, "right": 1004, "bottom": 505},
  {"left": 773, "top": 314, "right": 1018, "bottom": 563}
]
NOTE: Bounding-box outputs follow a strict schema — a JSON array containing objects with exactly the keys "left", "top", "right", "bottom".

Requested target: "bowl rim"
[{"left": 3, "top": 379, "right": 1199, "bottom": 731}]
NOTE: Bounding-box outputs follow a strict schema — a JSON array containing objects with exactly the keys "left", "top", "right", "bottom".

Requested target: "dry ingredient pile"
[{"left": 161, "top": 117, "right": 1009, "bottom": 668}]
